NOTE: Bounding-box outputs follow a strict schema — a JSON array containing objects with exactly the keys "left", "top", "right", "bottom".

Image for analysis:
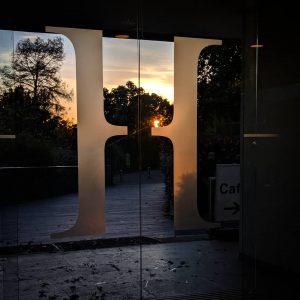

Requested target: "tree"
[
  {"left": 0, "top": 36, "right": 75, "bottom": 166},
  {"left": 198, "top": 44, "right": 241, "bottom": 137},
  {"left": 104, "top": 81, "right": 174, "bottom": 171},
  {"left": 0, "top": 36, "right": 72, "bottom": 112},
  {"left": 104, "top": 81, "right": 173, "bottom": 132},
  {"left": 197, "top": 44, "right": 242, "bottom": 219},
  {"left": 0, "top": 37, "right": 73, "bottom": 136}
]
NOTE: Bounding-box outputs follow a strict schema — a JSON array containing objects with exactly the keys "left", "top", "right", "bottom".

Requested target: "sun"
[{"left": 153, "top": 119, "right": 160, "bottom": 128}]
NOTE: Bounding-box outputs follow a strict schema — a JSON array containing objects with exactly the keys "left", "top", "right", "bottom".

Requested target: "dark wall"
[{"left": 241, "top": 2, "right": 300, "bottom": 273}]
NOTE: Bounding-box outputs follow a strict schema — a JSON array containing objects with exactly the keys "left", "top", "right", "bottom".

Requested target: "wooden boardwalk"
[{"left": 0, "top": 170, "right": 174, "bottom": 246}]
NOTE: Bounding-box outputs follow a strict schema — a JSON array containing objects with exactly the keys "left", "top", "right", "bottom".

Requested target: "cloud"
[
  {"left": 0, "top": 31, "right": 13, "bottom": 66},
  {"left": 0, "top": 50, "right": 12, "bottom": 66},
  {"left": 0, "top": 31, "right": 174, "bottom": 122},
  {"left": 16, "top": 33, "right": 39, "bottom": 41}
]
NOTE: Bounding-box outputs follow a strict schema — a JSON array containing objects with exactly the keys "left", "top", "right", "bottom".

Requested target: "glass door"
[
  {"left": 138, "top": 16, "right": 245, "bottom": 300},
  {"left": 3, "top": 2, "right": 299, "bottom": 299},
  {"left": 0, "top": 21, "right": 143, "bottom": 299}
]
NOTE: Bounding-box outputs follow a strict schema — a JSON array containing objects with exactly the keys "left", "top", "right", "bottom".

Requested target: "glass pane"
[
  {"left": 2, "top": 3, "right": 299, "bottom": 299},
  {"left": 0, "top": 27, "right": 142, "bottom": 299},
  {"left": 140, "top": 38, "right": 244, "bottom": 298},
  {"left": 197, "top": 44, "right": 241, "bottom": 223},
  {"left": 139, "top": 39, "right": 174, "bottom": 239},
  {"left": 0, "top": 31, "right": 77, "bottom": 244},
  {"left": 242, "top": 4, "right": 300, "bottom": 298}
]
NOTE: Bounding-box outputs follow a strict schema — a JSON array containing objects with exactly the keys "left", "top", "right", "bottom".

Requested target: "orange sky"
[{"left": 62, "top": 37, "right": 174, "bottom": 123}]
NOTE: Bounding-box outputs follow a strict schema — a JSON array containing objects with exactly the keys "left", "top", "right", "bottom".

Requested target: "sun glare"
[
  {"left": 140, "top": 80, "right": 174, "bottom": 104},
  {"left": 153, "top": 119, "right": 160, "bottom": 128}
]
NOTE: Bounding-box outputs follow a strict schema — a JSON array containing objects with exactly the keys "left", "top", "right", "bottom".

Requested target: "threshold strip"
[
  {"left": 0, "top": 135, "right": 16, "bottom": 139},
  {"left": 243, "top": 133, "right": 278, "bottom": 138}
]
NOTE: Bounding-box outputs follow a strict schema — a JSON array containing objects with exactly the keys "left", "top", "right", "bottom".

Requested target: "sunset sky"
[{"left": 0, "top": 30, "right": 174, "bottom": 124}]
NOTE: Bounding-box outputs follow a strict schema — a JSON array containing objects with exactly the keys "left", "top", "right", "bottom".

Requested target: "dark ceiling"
[{"left": 0, "top": 0, "right": 244, "bottom": 41}]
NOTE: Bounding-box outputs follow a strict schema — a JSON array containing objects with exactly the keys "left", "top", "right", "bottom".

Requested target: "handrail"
[{"left": 0, "top": 166, "right": 78, "bottom": 170}]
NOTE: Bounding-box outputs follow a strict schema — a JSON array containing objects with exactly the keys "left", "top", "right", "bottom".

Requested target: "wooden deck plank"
[{"left": 1, "top": 170, "right": 174, "bottom": 246}]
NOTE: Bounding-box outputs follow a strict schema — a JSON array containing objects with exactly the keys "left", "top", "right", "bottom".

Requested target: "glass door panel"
[{"left": 139, "top": 32, "right": 244, "bottom": 298}]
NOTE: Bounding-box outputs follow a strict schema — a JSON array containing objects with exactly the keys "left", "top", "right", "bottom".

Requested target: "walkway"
[{"left": 0, "top": 170, "right": 174, "bottom": 246}]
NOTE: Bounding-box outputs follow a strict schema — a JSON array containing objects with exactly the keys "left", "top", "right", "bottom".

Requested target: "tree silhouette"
[
  {"left": 104, "top": 81, "right": 173, "bottom": 171},
  {"left": 0, "top": 36, "right": 75, "bottom": 166},
  {"left": 0, "top": 37, "right": 73, "bottom": 136},
  {"left": 104, "top": 81, "right": 173, "bottom": 133},
  {"left": 0, "top": 37, "right": 72, "bottom": 105},
  {"left": 198, "top": 44, "right": 241, "bottom": 137},
  {"left": 197, "top": 44, "right": 241, "bottom": 220}
]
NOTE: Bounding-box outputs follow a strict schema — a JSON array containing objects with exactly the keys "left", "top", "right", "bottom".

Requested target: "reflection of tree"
[
  {"left": 197, "top": 44, "right": 241, "bottom": 166},
  {"left": 198, "top": 45, "right": 241, "bottom": 137},
  {"left": 0, "top": 37, "right": 75, "bottom": 166},
  {"left": 104, "top": 81, "right": 173, "bottom": 172},
  {"left": 104, "top": 80, "right": 173, "bottom": 132},
  {"left": 197, "top": 44, "right": 241, "bottom": 220},
  {"left": 0, "top": 37, "right": 72, "bottom": 103}
]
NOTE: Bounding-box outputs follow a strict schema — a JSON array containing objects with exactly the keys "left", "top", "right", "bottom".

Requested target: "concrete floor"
[{"left": 1, "top": 239, "right": 243, "bottom": 300}]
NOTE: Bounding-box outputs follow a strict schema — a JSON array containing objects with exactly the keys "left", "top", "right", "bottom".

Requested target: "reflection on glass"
[
  {"left": 197, "top": 44, "right": 241, "bottom": 221},
  {"left": 103, "top": 38, "right": 174, "bottom": 105},
  {"left": 0, "top": 30, "right": 78, "bottom": 247},
  {"left": 0, "top": 28, "right": 246, "bottom": 299},
  {"left": 0, "top": 31, "right": 77, "bottom": 169},
  {"left": 103, "top": 76, "right": 174, "bottom": 236},
  {"left": 140, "top": 39, "right": 243, "bottom": 299},
  {"left": 103, "top": 39, "right": 175, "bottom": 239}
]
